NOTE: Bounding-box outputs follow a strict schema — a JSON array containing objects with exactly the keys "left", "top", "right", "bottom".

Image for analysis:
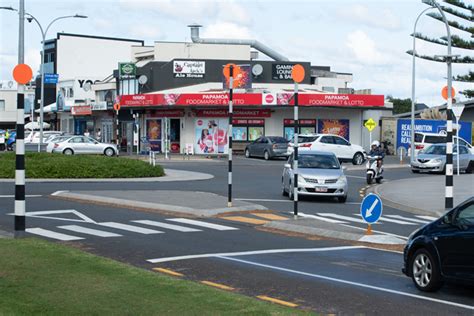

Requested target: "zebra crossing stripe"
[
  {"left": 385, "top": 215, "right": 430, "bottom": 224},
  {"left": 26, "top": 228, "right": 84, "bottom": 241},
  {"left": 132, "top": 220, "right": 202, "bottom": 232},
  {"left": 317, "top": 213, "right": 369, "bottom": 224},
  {"left": 416, "top": 215, "right": 438, "bottom": 221},
  {"left": 98, "top": 222, "right": 163, "bottom": 234},
  {"left": 58, "top": 225, "right": 122, "bottom": 237},
  {"left": 295, "top": 212, "right": 347, "bottom": 224},
  {"left": 352, "top": 214, "right": 416, "bottom": 225},
  {"left": 167, "top": 218, "right": 238, "bottom": 231}
]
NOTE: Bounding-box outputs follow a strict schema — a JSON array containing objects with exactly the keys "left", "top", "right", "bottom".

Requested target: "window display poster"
[
  {"left": 249, "top": 127, "right": 264, "bottom": 141},
  {"left": 300, "top": 127, "right": 315, "bottom": 135},
  {"left": 232, "top": 127, "right": 247, "bottom": 141},
  {"left": 284, "top": 127, "right": 294, "bottom": 141},
  {"left": 317, "top": 119, "right": 350, "bottom": 140},
  {"left": 147, "top": 119, "right": 162, "bottom": 152},
  {"left": 195, "top": 118, "right": 229, "bottom": 154}
]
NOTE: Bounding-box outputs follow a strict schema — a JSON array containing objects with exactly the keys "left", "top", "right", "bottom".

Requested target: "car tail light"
[
  {"left": 300, "top": 143, "right": 312, "bottom": 148},
  {"left": 54, "top": 143, "right": 59, "bottom": 148},
  {"left": 415, "top": 144, "right": 424, "bottom": 150}
]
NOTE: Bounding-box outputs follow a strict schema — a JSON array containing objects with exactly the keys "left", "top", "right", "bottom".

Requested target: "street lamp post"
[
  {"left": 410, "top": 6, "right": 434, "bottom": 164},
  {"left": 422, "top": 0, "right": 456, "bottom": 209}
]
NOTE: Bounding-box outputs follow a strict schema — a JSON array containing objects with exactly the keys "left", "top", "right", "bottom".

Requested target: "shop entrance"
[
  {"left": 101, "top": 120, "right": 113, "bottom": 143},
  {"left": 120, "top": 121, "right": 134, "bottom": 154},
  {"left": 168, "top": 119, "right": 181, "bottom": 153}
]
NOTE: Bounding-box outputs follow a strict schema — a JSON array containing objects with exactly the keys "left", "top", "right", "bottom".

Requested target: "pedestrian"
[
  {"left": 84, "top": 129, "right": 90, "bottom": 137},
  {"left": 96, "top": 128, "right": 101, "bottom": 141}
]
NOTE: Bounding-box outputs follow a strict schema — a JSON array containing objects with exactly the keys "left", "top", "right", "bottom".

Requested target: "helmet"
[{"left": 371, "top": 140, "right": 380, "bottom": 147}]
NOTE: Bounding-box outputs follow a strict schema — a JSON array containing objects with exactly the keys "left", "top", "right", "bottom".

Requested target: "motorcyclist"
[{"left": 368, "top": 140, "right": 385, "bottom": 168}]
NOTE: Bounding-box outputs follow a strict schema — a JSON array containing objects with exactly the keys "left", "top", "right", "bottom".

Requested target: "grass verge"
[
  {"left": 0, "top": 238, "right": 305, "bottom": 315},
  {"left": 0, "top": 152, "right": 164, "bottom": 178}
]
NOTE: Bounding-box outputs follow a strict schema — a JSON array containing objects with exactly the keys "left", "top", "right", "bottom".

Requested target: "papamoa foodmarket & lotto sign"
[{"left": 119, "top": 62, "right": 136, "bottom": 79}]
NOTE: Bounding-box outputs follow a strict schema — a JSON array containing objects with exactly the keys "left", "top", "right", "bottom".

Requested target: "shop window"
[
  {"left": 231, "top": 119, "right": 265, "bottom": 142},
  {"left": 283, "top": 119, "right": 316, "bottom": 141},
  {"left": 0, "top": 100, "right": 5, "bottom": 111}
]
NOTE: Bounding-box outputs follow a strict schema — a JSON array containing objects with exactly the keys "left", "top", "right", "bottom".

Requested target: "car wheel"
[
  {"left": 410, "top": 249, "right": 443, "bottom": 292},
  {"left": 466, "top": 161, "right": 473, "bottom": 174},
  {"left": 352, "top": 152, "right": 364, "bottom": 165},
  {"left": 104, "top": 148, "right": 115, "bottom": 157},
  {"left": 245, "top": 149, "right": 250, "bottom": 158},
  {"left": 63, "top": 148, "right": 74, "bottom": 155},
  {"left": 281, "top": 179, "right": 288, "bottom": 196},
  {"left": 337, "top": 195, "right": 347, "bottom": 203},
  {"left": 264, "top": 150, "right": 270, "bottom": 160}
]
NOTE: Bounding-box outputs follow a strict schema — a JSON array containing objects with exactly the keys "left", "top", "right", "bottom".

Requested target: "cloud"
[
  {"left": 216, "top": 1, "right": 252, "bottom": 25},
  {"left": 346, "top": 30, "right": 391, "bottom": 65},
  {"left": 129, "top": 25, "right": 162, "bottom": 40},
  {"left": 338, "top": 4, "right": 401, "bottom": 31},
  {"left": 201, "top": 22, "right": 252, "bottom": 39}
]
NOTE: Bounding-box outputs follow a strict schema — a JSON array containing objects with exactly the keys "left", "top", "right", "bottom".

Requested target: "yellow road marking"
[
  {"left": 201, "top": 281, "right": 235, "bottom": 291},
  {"left": 252, "top": 213, "right": 288, "bottom": 221},
  {"left": 256, "top": 295, "right": 298, "bottom": 307},
  {"left": 221, "top": 216, "right": 269, "bottom": 225},
  {"left": 152, "top": 268, "right": 183, "bottom": 277}
]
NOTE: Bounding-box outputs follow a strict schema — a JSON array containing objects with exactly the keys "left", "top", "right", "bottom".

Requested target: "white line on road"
[
  {"left": 51, "top": 191, "right": 68, "bottom": 196},
  {"left": 295, "top": 212, "right": 348, "bottom": 224},
  {"left": 6, "top": 209, "right": 97, "bottom": 224},
  {"left": 26, "top": 227, "right": 84, "bottom": 241},
  {"left": 132, "top": 220, "right": 202, "bottom": 232},
  {"left": 98, "top": 222, "right": 163, "bottom": 234},
  {"left": 385, "top": 215, "right": 430, "bottom": 224},
  {"left": 217, "top": 256, "right": 474, "bottom": 311},
  {"left": 0, "top": 195, "right": 42, "bottom": 198},
  {"left": 318, "top": 213, "right": 371, "bottom": 224},
  {"left": 340, "top": 224, "right": 408, "bottom": 240},
  {"left": 147, "top": 246, "right": 364, "bottom": 263},
  {"left": 352, "top": 214, "right": 417, "bottom": 225},
  {"left": 58, "top": 225, "right": 122, "bottom": 237},
  {"left": 416, "top": 215, "right": 438, "bottom": 221},
  {"left": 236, "top": 198, "right": 292, "bottom": 203},
  {"left": 167, "top": 218, "right": 239, "bottom": 231}
]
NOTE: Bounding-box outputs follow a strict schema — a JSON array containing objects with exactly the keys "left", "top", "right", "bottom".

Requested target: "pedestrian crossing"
[
  {"left": 294, "top": 212, "right": 437, "bottom": 226},
  {"left": 25, "top": 218, "right": 239, "bottom": 241}
]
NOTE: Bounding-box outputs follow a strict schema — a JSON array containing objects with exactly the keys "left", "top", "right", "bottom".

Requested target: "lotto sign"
[{"left": 364, "top": 118, "right": 377, "bottom": 132}]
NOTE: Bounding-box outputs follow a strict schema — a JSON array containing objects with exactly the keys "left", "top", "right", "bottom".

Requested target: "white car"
[
  {"left": 412, "top": 132, "right": 474, "bottom": 157},
  {"left": 288, "top": 134, "right": 366, "bottom": 165},
  {"left": 50, "top": 135, "right": 118, "bottom": 156},
  {"left": 25, "top": 131, "right": 63, "bottom": 144}
]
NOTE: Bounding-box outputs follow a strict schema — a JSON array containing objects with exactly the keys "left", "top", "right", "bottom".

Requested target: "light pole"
[
  {"left": 410, "top": 6, "right": 434, "bottom": 163},
  {"left": 422, "top": 0, "right": 456, "bottom": 209}
]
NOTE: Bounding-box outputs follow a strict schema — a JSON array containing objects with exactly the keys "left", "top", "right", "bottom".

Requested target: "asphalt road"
[{"left": 0, "top": 156, "right": 473, "bottom": 313}]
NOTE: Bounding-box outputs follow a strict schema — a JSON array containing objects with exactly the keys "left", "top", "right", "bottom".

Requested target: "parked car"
[
  {"left": 245, "top": 136, "right": 289, "bottom": 160},
  {"left": 46, "top": 135, "right": 74, "bottom": 153},
  {"left": 402, "top": 197, "right": 474, "bottom": 292},
  {"left": 0, "top": 130, "right": 5, "bottom": 151},
  {"left": 411, "top": 144, "right": 473, "bottom": 174},
  {"left": 288, "top": 134, "right": 366, "bottom": 165},
  {"left": 50, "top": 135, "right": 118, "bottom": 156},
  {"left": 412, "top": 132, "right": 474, "bottom": 157},
  {"left": 282, "top": 150, "right": 348, "bottom": 203}
]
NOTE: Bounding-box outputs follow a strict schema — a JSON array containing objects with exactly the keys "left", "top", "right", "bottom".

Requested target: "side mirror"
[
  {"left": 442, "top": 214, "right": 452, "bottom": 225},
  {"left": 284, "top": 163, "right": 291, "bottom": 169}
]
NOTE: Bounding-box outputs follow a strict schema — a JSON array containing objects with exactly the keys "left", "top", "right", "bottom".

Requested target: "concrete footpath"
[
  {"left": 374, "top": 174, "right": 474, "bottom": 216},
  {"left": 53, "top": 190, "right": 267, "bottom": 217}
]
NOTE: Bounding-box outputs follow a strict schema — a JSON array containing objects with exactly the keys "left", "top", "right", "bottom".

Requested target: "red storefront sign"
[
  {"left": 232, "top": 119, "right": 265, "bottom": 125},
  {"left": 284, "top": 119, "right": 316, "bottom": 125},
  {"left": 195, "top": 109, "right": 271, "bottom": 118},
  {"left": 147, "top": 109, "right": 184, "bottom": 117},
  {"left": 71, "top": 105, "right": 92, "bottom": 116},
  {"left": 121, "top": 93, "right": 262, "bottom": 107},
  {"left": 278, "top": 94, "right": 384, "bottom": 107}
]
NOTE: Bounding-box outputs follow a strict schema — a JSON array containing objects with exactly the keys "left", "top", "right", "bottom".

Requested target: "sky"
[{"left": 0, "top": 0, "right": 472, "bottom": 106}]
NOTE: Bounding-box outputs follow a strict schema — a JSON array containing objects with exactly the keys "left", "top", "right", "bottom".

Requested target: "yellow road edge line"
[
  {"left": 221, "top": 216, "right": 269, "bottom": 225},
  {"left": 153, "top": 268, "right": 183, "bottom": 277},
  {"left": 201, "top": 280, "right": 235, "bottom": 291},
  {"left": 256, "top": 295, "right": 298, "bottom": 308},
  {"left": 252, "top": 213, "right": 289, "bottom": 221}
]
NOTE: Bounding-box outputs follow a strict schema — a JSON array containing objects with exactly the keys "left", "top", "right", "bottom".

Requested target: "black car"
[
  {"left": 402, "top": 197, "right": 474, "bottom": 292},
  {"left": 245, "top": 136, "right": 289, "bottom": 160}
]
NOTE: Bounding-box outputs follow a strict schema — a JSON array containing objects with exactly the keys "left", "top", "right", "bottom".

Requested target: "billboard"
[
  {"left": 222, "top": 64, "right": 252, "bottom": 90},
  {"left": 318, "top": 119, "right": 350, "bottom": 140},
  {"left": 146, "top": 119, "right": 162, "bottom": 152},
  {"left": 195, "top": 118, "right": 229, "bottom": 155}
]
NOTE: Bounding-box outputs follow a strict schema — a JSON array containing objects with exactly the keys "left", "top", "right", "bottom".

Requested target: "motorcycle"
[{"left": 366, "top": 155, "right": 383, "bottom": 184}]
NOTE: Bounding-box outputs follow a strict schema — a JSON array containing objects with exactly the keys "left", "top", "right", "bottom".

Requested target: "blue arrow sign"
[{"left": 360, "top": 193, "right": 383, "bottom": 224}]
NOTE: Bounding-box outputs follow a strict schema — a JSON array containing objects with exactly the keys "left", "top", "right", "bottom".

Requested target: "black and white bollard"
[{"left": 228, "top": 66, "right": 234, "bottom": 208}]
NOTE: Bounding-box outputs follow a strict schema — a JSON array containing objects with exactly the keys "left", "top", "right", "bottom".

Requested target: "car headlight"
[
  {"left": 337, "top": 175, "right": 347, "bottom": 183},
  {"left": 431, "top": 158, "right": 442, "bottom": 163},
  {"left": 298, "top": 177, "right": 306, "bottom": 185}
]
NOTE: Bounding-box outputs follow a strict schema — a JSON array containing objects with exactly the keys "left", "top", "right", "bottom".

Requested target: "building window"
[
  {"left": 232, "top": 119, "right": 265, "bottom": 141},
  {"left": 0, "top": 100, "right": 5, "bottom": 111}
]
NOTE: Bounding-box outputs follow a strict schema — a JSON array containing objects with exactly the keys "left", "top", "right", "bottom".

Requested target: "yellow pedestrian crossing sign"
[{"left": 364, "top": 118, "right": 376, "bottom": 132}]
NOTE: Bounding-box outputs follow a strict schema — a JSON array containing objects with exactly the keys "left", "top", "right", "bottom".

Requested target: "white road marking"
[
  {"left": 295, "top": 212, "right": 347, "bottom": 224},
  {"left": 385, "top": 215, "right": 430, "bottom": 224},
  {"left": 26, "top": 227, "right": 84, "bottom": 241},
  {"left": 217, "top": 256, "right": 474, "bottom": 311},
  {"left": 317, "top": 213, "right": 371, "bottom": 224},
  {"left": 51, "top": 190, "right": 68, "bottom": 196},
  {"left": 0, "top": 195, "right": 42, "bottom": 198},
  {"left": 147, "top": 246, "right": 364, "bottom": 263},
  {"left": 167, "top": 218, "right": 239, "bottom": 231},
  {"left": 416, "top": 215, "right": 438, "bottom": 221},
  {"left": 6, "top": 209, "right": 96, "bottom": 224},
  {"left": 236, "top": 198, "right": 292, "bottom": 203},
  {"left": 98, "top": 222, "right": 163, "bottom": 234},
  {"left": 58, "top": 225, "right": 122, "bottom": 237},
  {"left": 132, "top": 220, "right": 202, "bottom": 232},
  {"left": 352, "top": 214, "right": 417, "bottom": 225},
  {"left": 340, "top": 224, "right": 408, "bottom": 240}
]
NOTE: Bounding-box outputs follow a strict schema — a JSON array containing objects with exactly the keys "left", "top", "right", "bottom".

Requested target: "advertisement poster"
[
  {"left": 173, "top": 60, "right": 205, "bottom": 78},
  {"left": 249, "top": 127, "right": 264, "bottom": 141},
  {"left": 396, "top": 119, "right": 472, "bottom": 150},
  {"left": 284, "top": 127, "right": 295, "bottom": 141},
  {"left": 195, "top": 118, "right": 229, "bottom": 154},
  {"left": 147, "top": 119, "right": 162, "bottom": 152},
  {"left": 317, "top": 119, "right": 350, "bottom": 140},
  {"left": 222, "top": 64, "right": 252, "bottom": 90},
  {"left": 232, "top": 127, "right": 247, "bottom": 141}
]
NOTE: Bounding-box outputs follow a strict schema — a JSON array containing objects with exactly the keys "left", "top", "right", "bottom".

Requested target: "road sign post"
[
  {"left": 114, "top": 102, "right": 120, "bottom": 149},
  {"left": 360, "top": 193, "right": 383, "bottom": 235},
  {"left": 452, "top": 104, "right": 464, "bottom": 177}
]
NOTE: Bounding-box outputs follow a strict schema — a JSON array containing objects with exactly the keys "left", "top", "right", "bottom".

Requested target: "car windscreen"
[
  {"left": 414, "top": 133, "right": 424, "bottom": 143},
  {"left": 423, "top": 145, "right": 446, "bottom": 155},
  {"left": 268, "top": 137, "right": 288, "bottom": 143},
  {"left": 298, "top": 154, "right": 340, "bottom": 169},
  {"left": 424, "top": 135, "right": 446, "bottom": 144},
  {"left": 298, "top": 136, "right": 318, "bottom": 143}
]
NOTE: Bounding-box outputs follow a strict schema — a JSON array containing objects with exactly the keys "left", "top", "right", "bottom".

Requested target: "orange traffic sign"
[
  {"left": 223, "top": 63, "right": 241, "bottom": 79},
  {"left": 291, "top": 64, "right": 305, "bottom": 83},
  {"left": 441, "top": 86, "right": 456, "bottom": 100},
  {"left": 12, "top": 64, "right": 33, "bottom": 85},
  {"left": 113, "top": 103, "right": 121, "bottom": 111}
]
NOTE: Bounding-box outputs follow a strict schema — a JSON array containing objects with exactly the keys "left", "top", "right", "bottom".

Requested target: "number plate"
[{"left": 315, "top": 187, "right": 328, "bottom": 193}]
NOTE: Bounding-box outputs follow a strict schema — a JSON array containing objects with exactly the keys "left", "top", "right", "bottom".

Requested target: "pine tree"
[{"left": 407, "top": 0, "right": 473, "bottom": 98}]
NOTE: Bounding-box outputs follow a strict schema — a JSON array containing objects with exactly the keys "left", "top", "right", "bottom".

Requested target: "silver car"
[
  {"left": 282, "top": 150, "right": 348, "bottom": 203},
  {"left": 50, "top": 135, "right": 118, "bottom": 156},
  {"left": 411, "top": 144, "right": 473, "bottom": 174}
]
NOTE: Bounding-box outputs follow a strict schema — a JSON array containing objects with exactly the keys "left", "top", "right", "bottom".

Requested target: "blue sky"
[{"left": 1, "top": 0, "right": 472, "bottom": 105}]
